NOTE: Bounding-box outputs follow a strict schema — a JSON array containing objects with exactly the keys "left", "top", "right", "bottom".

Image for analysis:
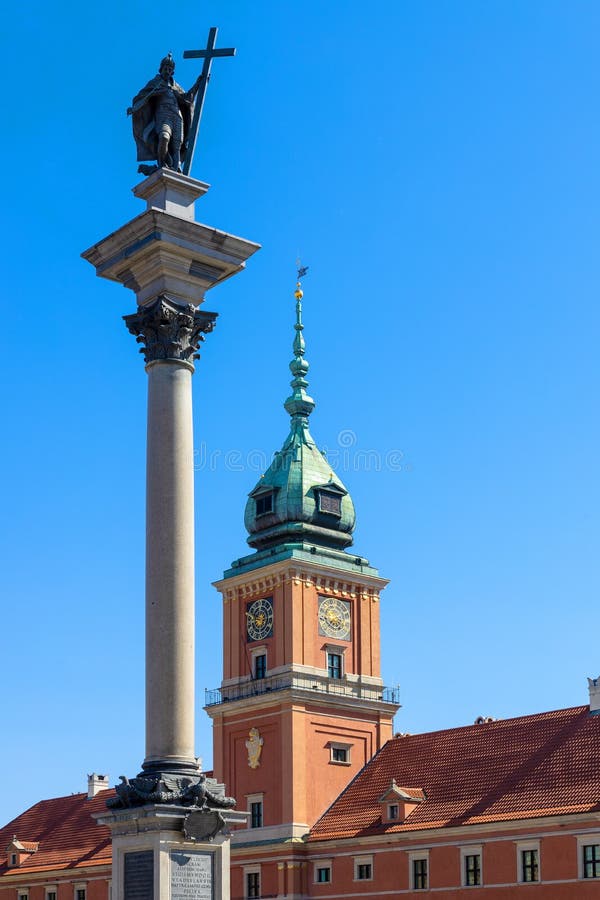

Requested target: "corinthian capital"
[{"left": 124, "top": 296, "right": 217, "bottom": 366}]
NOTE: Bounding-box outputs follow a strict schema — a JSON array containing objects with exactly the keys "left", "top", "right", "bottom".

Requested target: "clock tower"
[{"left": 206, "top": 275, "right": 399, "bottom": 897}]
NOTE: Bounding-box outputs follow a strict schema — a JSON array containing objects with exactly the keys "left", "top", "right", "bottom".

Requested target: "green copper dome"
[{"left": 244, "top": 279, "right": 356, "bottom": 551}]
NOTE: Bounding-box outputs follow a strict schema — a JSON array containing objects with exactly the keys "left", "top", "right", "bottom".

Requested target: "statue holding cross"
[{"left": 128, "top": 27, "right": 235, "bottom": 177}]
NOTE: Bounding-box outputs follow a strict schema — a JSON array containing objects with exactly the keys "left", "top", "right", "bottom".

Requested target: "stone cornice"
[{"left": 214, "top": 560, "right": 388, "bottom": 603}]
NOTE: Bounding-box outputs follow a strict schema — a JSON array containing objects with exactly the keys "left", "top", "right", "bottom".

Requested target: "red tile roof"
[
  {"left": 310, "top": 705, "right": 600, "bottom": 841},
  {"left": 0, "top": 791, "right": 114, "bottom": 876}
]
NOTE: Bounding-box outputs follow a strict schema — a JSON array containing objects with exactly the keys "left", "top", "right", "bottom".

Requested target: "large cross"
[{"left": 182, "top": 27, "right": 236, "bottom": 176}]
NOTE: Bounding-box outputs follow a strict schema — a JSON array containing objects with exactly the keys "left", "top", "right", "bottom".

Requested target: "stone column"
[
  {"left": 83, "top": 169, "right": 258, "bottom": 900},
  {"left": 123, "top": 297, "right": 217, "bottom": 775}
]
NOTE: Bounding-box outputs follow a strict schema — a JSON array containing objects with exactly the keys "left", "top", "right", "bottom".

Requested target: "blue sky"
[{"left": 1, "top": 1, "right": 599, "bottom": 824}]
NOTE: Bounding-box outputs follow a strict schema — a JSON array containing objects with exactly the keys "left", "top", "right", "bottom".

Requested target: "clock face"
[
  {"left": 246, "top": 598, "right": 274, "bottom": 642},
  {"left": 318, "top": 596, "right": 351, "bottom": 640}
]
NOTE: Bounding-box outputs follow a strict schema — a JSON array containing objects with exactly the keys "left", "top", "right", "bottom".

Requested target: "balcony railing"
[{"left": 205, "top": 672, "right": 400, "bottom": 707}]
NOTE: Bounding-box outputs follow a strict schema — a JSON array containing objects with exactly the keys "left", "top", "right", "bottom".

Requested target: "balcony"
[{"left": 204, "top": 672, "right": 400, "bottom": 707}]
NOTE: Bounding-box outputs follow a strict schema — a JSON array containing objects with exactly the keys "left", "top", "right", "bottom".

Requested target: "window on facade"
[
  {"left": 413, "top": 858, "right": 428, "bottom": 889},
  {"left": 388, "top": 803, "right": 399, "bottom": 820},
  {"left": 521, "top": 849, "right": 539, "bottom": 883},
  {"left": 47, "top": 892, "right": 57, "bottom": 900},
  {"left": 246, "top": 871, "right": 260, "bottom": 899},
  {"left": 250, "top": 800, "right": 263, "bottom": 828},
  {"left": 356, "top": 863, "right": 372, "bottom": 880},
  {"left": 256, "top": 494, "right": 273, "bottom": 516},
  {"left": 327, "top": 652, "right": 342, "bottom": 679},
  {"left": 254, "top": 653, "right": 266, "bottom": 680},
  {"left": 331, "top": 747, "right": 348, "bottom": 763},
  {"left": 19, "top": 894, "right": 28, "bottom": 900},
  {"left": 583, "top": 844, "right": 600, "bottom": 879},
  {"left": 464, "top": 854, "right": 481, "bottom": 886},
  {"left": 316, "top": 867, "right": 331, "bottom": 883}
]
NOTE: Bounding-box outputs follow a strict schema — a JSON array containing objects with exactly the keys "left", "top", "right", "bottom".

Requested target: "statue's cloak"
[{"left": 130, "top": 75, "right": 193, "bottom": 162}]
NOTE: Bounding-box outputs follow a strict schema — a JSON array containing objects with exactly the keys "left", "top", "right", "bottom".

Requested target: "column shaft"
[{"left": 144, "top": 360, "right": 196, "bottom": 770}]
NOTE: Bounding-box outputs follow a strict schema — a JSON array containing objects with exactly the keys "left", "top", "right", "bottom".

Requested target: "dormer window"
[
  {"left": 318, "top": 490, "right": 341, "bottom": 516},
  {"left": 314, "top": 482, "right": 346, "bottom": 518},
  {"left": 377, "top": 779, "right": 425, "bottom": 823},
  {"left": 256, "top": 493, "right": 273, "bottom": 516},
  {"left": 10, "top": 854, "right": 16, "bottom": 866}
]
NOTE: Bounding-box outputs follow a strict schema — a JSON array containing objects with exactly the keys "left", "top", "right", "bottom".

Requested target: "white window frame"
[
  {"left": 325, "top": 644, "right": 347, "bottom": 679},
  {"left": 313, "top": 859, "right": 332, "bottom": 884},
  {"left": 516, "top": 841, "right": 540, "bottom": 883},
  {"left": 246, "top": 792, "right": 264, "bottom": 829},
  {"left": 460, "top": 845, "right": 483, "bottom": 887},
  {"left": 74, "top": 885, "right": 87, "bottom": 900},
  {"left": 353, "top": 855, "right": 373, "bottom": 882},
  {"left": 577, "top": 834, "right": 600, "bottom": 879},
  {"left": 408, "top": 850, "right": 430, "bottom": 891},
  {"left": 329, "top": 741, "right": 352, "bottom": 765},
  {"left": 243, "top": 866, "right": 261, "bottom": 900}
]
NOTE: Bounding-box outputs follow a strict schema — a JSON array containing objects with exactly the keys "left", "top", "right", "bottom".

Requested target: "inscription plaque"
[
  {"left": 124, "top": 851, "right": 154, "bottom": 900},
  {"left": 171, "top": 850, "right": 213, "bottom": 900}
]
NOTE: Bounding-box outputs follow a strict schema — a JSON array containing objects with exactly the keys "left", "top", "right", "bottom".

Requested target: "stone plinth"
[
  {"left": 82, "top": 170, "right": 260, "bottom": 306},
  {"left": 95, "top": 803, "right": 248, "bottom": 900}
]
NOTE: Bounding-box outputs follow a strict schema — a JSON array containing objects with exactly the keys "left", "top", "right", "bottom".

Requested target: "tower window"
[
  {"left": 250, "top": 800, "right": 263, "bottom": 828},
  {"left": 256, "top": 493, "right": 273, "bottom": 516},
  {"left": 583, "top": 844, "right": 600, "bottom": 878},
  {"left": 332, "top": 747, "right": 348, "bottom": 763},
  {"left": 327, "top": 652, "right": 342, "bottom": 679},
  {"left": 254, "top": 653, "right": 266, "bottom": 680},
  {"left": 318, "top": 490, "right": 342, "bottom": 517}
]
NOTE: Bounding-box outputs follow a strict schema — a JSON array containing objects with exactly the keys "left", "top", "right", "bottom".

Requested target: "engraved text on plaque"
[{"left": 171, "top": 850, "right": 213, "bottom": 900}]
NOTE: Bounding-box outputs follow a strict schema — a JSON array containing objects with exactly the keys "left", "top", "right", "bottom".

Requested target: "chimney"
[
  {"left": 87, "top": 773, "right": 109, "bottom": 798},
  {"left": 588, "top": 677, "right": 600, "bottom": 715}
]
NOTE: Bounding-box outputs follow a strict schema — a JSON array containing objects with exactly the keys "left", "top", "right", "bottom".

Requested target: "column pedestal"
[{"left": 95, "top": 804, "right": 248, "bottom": 900}]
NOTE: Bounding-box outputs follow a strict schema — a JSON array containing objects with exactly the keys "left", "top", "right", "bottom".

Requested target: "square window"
[
  {"left": 332, "top": 747, "right": 348, "bottom": 763},
  {"left": 583, "top": 844, "right": 600, "bottom": 879},
  {"left": 356, "top": 863, "right": 372, "bottom": 880},
  {"left": 256, "top": 494, "right": 273, "bottom": 516},
  {"left": 464, "top": 853, "right": 481, "bottom": 886},
  {"left": 246, "top": 871, "right": 260, "bottom": 899},
  {"left": 327, "top": 652, "right": 342, "bottom": 679},
  {"left": 316, "top": 867, "right": 331, "bottom": 883},
  {"left": 413, "top": 858, "right": 428, "bottom": 890},
  {"left": 254, "top": 654, "right": 266, "bottom": 680},
  {"left": 250, "top": 800, "right": 263, "bottom": 828},
  {"left": 521, "top": 849, "right": 539, "bottom": 883}
]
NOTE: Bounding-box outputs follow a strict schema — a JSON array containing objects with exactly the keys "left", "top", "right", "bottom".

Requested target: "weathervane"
[{"left": 128, "top": 27, "right": 235, "bottom": 177}]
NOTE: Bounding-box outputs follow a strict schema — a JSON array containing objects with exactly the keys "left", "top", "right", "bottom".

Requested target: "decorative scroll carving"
[
  {"left": 106, "top": 772, "right": 236, "bottom": 811},
  {"left": 124, "top": 296, "right": 217, "bottom": 365}
]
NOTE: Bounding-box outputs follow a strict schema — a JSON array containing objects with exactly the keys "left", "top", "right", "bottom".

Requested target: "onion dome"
[{"left": 244, "top": 271, "right": 356, "bottom": 551}]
